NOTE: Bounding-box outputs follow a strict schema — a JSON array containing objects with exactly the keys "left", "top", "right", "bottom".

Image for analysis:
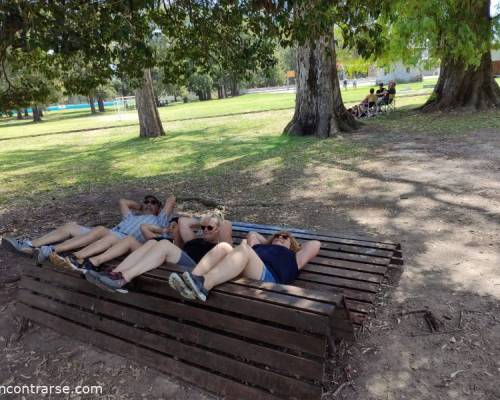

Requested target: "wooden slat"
[
  {"left": 16, "top": 303, "right": 292, "bottom": 400},
  {"left": 19, "top": 284, "right": 323, "bottom": 381},
  {"left": 309, "top": 257, "right": 387, "bottom": 275},
  {"left": 22, "top": 265, "right": 326, "bottom": 357},
  {"left": 293, "top": 281, "right": 376, "bottom": 303},
  {"left": 344, "top": 299, "right": 372, "bottom": 314},
  {"left": 18, "top": 288, "right": 321, "bottom": 399},
  {"left": 297, "top": 272, "right": 379, "bottom": 293},
  {"left": 231, "top": 222, "right": 399, "bottom": 250},
  {"left": 301, "top": 264, "right": 383, "bottom": 283},
  {"left": 230, "top": 232, "right": 395, "bottom": 258},
  {"left": 155, "top": 264, "right": 341, "bottom": 315},
  {"left": 143, "top": 269, "right": 332, "bottom": 335},
  {"left": 231, "top": 277, "right": 343, "bottom": 304},
  {"left": 154, "top": 266, "right": 338, "bottom": 316}
]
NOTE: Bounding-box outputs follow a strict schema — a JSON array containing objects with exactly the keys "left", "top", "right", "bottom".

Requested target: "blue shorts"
[
  {"left": 110, "top": 229, "right": 127, "bottom": 240},
  {"left": 177, "top": 251, "right": 197, "bottom": 271},
  {"left": 79, "top": 226, "right": 91, "bottom": 235},
  {"left": 260, "top": 264, "right": 277, "bottom": 283}
]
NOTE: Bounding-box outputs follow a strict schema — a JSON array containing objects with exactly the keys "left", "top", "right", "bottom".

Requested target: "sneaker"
[
  {"left": 80, "top": 259, "right": 99, "bottom": 273},
  {"left": 2, "top": 237, "right": 33, "bottom": 256},
  {"left": 168, "top": 273, "right": 196, "bottom": 300},
  {"left": 48, "top": 252, "right": 79, "bottom": 270},
  {"left": 64, "top": 254, "right": 82, "bottom": 270},
  {"left": 85, "top": 270, "right": 128, "bottom": 293},
  {"left": 34, "top": 245, "right": 55, "bottom": 266},
  {"left": 182, "top": 271, "right": 208, "bottom": 302}
]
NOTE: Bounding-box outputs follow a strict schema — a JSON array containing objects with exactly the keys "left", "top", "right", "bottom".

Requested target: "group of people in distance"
[
  {"left": 347, "top": 81, "right": 397, "bottom": 119},
  {"left": 3, "top": 194, "right": 321, "bottom": 301}
]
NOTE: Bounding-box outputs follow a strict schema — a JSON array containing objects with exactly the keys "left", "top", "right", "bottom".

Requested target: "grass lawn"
[{"left": 0, "top": 82, "right": 499, "bottom": 210}]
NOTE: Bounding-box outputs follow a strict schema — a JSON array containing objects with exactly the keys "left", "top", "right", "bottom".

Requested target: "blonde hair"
[
  {"left": 201, "top": 213, "right": 224, "bottom": 227},
  {"left": 267, "top": 231, "right": 301, "bottom": 253}
]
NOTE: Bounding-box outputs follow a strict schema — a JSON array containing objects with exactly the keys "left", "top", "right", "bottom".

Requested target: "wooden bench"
[{"left": 15, "top": 222, "right": 402, "bottom": 400}]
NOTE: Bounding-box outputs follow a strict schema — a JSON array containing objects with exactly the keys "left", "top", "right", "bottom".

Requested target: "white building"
[{"left": 371, "top": 62, "right": 439, "bottom": 83}]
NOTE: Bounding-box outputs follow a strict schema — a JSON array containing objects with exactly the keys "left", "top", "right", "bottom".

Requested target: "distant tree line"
[{"left": 0, "top": 0, "right": 498, "bottom": 137}]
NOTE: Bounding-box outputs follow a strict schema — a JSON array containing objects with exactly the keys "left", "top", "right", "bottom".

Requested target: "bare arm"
[
  {"left": 218, "top": 220, "right": 233, "bottom": 244},
  {"left": 178, "top": 216, "right": 199, "bottom": 243},
  {"left": 295, "top": 240, "right": 321, "bottom": 270},
  {"left": 162, "top": 196, "right": 176, "bottom": 216},
  {"left": 119, "top": 198, "right": 141, "bottom": 217},
  {"left": 246, "top": 231, "right": 266, "bottom": 247},
  {"left": 140, "top": 224, "right": 164, "bottom": 240}
]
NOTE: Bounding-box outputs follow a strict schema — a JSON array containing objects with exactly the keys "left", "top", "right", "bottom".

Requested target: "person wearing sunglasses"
[
  {"left": 168, "top": 230, "right": 321, "bottom": 302},
  {"left": 49, "top": 195, "right": 177, "bottom": 271},
  {"left": 84, "top": 213, "right": 233, "bottom": 292},
  {"left": 3, "top": 195, "right": 174, "bottom": 267}
]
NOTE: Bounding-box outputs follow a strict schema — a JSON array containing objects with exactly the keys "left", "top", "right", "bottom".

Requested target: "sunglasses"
[
  {"left": 274, "top": 234, "right": 290, "bottom": 240},
  {"left": 201, "top": 225, "right": 216, "bottom": 231},
  {"left": 144, "top": 199, "right": 159, "bottom": 205}
]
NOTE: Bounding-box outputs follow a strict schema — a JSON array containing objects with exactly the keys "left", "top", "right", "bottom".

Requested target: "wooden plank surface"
[
  {"left": 18, "top": 288, "right": 321, "bottom": 399},
  {"left": 22, "top": 264, "right": 327, "bottom": 357},
  {"left": 231, "top": 222, "right": 400, "bottom": 250},
  {"left": 17, "top": 303, "right": 302, "bottom": 400}
]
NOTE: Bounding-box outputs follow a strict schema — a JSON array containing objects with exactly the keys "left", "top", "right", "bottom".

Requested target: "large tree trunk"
[
  {"left": 422, "top": 1, "right": 500, "bottom": 112},
  {"left": 136, "top": 69, "right": 165, "bottom": 137},
  {"left": 422, "top": 51, "right": 500, "bottom": 112},
  {"left": 32, "top": 105, "right": 42, "bottom": 122},
  {"left": 231, "top": 77, "right": 240, "bottom": 97},
  {"left": 89, "top": 97, "right": 97, "bottom": 114},
  {"left": 284, "top": 35, "right": 358, "bottom": 138},
  {"left": 97, "top": 97, "right": 105, "bottom": 112},
  {"left": 217, "top": 85, "right": 225, "bottom": 99}
]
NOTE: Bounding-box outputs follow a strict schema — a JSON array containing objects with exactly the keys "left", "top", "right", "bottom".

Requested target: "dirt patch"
[{"left": 1, "top": 125, "right": 499, "bottom": 399}]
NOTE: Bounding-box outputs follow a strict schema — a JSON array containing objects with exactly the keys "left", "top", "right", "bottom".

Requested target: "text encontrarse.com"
[{"left": 0, "top": 385, "right": 103, "bottom": 396}]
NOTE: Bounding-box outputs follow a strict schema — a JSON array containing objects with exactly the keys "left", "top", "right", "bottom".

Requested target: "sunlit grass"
[
  {"left": 0, "top": 106, "right": 362, "bottom": 207},
  {"left": 1, "top": 83, "right": 498, "bottom": 209}
]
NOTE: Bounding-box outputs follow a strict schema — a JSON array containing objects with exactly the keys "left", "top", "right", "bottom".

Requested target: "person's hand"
[{"left": 165, "top": 196, "right": 176, "bottom": 210}]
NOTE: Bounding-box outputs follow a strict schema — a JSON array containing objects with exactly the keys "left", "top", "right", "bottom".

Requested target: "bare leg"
[
  {"left": 119, "top": 240, "right": 182, "bottom": 282},
  {"left": 192, "top": 242, "right": 233, "bottom": 276},
  {"left": 198, "top": 241, "right": 264, "bottom": 291},
  {"left": 73, "top": 234, "right": 120, "bottom": 259},
  {"left": 113, "top": 240, "right": 158, "bottom": 273},
  {"left": 53, "top": 226, "right": 111, "bottom": 253},
  {"left": 31, "top": 222, "right": 86, "bottom": 247},
  {"left": 89, "top": 236, "right": 141, "bottom": 267}
]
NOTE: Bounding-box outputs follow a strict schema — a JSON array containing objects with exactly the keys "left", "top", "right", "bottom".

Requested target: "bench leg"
[{"left": 12, "top": 316, "right": 32, "bottom": 343}]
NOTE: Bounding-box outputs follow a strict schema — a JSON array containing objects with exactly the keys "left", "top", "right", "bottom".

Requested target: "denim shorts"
[
  {"left": 260, "top": 264, "right": 277, "bottom": 283},
  {"left": 110, "top": 229, "right": 127, "bottom": 240}
]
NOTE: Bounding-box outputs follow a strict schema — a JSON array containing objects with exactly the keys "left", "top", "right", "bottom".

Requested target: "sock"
[
  {"left": 41, "top": 245, "right": 54, "bottom": 258},
  {"left": 192, "top": 273, "right": 207, "bottom": 293}
]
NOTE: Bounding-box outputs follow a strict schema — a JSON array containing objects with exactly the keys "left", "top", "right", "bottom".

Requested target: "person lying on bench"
[
  {"left": 3, "top": 195, "right": 173, "bottom": 266},
  {"left": 168, "top": 231, "right": 320, "bottom": 302},
  {"left": 49, "top": 196, "right": 176, "bottom": 271},
  {"left": 84, "top": 213, "right": 232, "bottom": 292}
]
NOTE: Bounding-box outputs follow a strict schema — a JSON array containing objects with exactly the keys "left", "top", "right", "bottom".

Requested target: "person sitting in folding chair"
[
  {"left": 360, "top": 88, "right": 377, "bottom": 116},
  {"left": 383, "top": 81, "right": 397, "bottom": 111},
  {"left": 375, "top": 82, "right": 387, "bottom": 112}
]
